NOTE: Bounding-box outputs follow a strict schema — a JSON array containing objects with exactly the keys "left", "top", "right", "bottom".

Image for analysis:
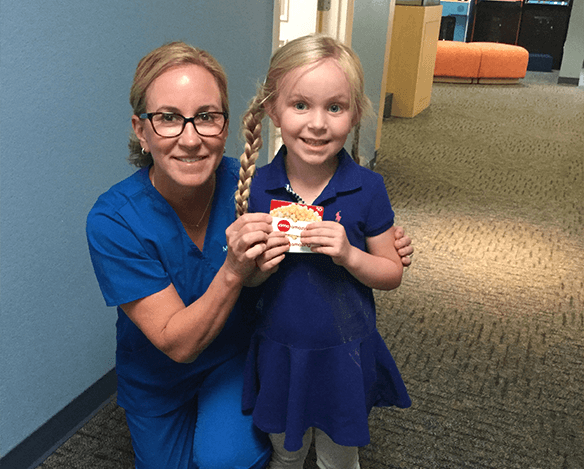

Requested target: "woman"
[{"left": 86, "top": 41, "right": 413, "bottom": 469}]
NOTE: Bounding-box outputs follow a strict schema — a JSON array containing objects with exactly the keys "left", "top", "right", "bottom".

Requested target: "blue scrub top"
[{"left": 87, "top": 156, "right": 255, "bottom": 416}]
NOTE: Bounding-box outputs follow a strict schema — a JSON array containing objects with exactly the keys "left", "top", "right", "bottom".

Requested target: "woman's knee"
[
  {"left": 195, "top": 429, "right": 271, "bottom": 469},
  {"left": 195, "top": 354, "right": 271, "bottom": 469}
]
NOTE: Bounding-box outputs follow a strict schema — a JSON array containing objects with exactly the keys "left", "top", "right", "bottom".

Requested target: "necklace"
[
  {"left": 185, "top": 176, "right": 215, "bottom": 229},
  {"left": 151, "top": 172, "right": 215, "bottom": 229}
]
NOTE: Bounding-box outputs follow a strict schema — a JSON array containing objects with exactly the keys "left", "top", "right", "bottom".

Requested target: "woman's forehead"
[{"left": 146, "top": 64, "right": 222, "bottom": 109}]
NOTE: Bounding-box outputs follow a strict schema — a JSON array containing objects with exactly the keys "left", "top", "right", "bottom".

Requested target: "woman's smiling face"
[{"left": 132, "top": 64, "right": 228, "bottom": 191}]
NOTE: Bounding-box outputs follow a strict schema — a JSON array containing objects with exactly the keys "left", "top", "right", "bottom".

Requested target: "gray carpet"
[
  {"left": 38, "top": 75, "right": 583, "bottom": 468},
  {"left": 363, "top": 78, "right": 584, "bottom": 468}
]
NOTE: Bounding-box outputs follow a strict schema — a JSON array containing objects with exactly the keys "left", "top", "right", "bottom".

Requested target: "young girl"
[{"left": 235, "top": 35, "right": 411, "bottom": 468}]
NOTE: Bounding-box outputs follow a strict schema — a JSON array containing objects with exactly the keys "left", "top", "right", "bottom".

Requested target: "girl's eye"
[
  {"left": 329, "top": 104, "right": 342, "bottom": 113},
  {"left": 294, "top": 102, "right": 307, "bottom": 111}
]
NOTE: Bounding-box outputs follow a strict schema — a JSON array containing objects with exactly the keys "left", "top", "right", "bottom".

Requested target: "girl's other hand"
[
  {"left": 394, "top": 225, "right": 413, "bottom": 266},
  {"left": 301, "top": 221, "right": 353, "bottom": 266}
]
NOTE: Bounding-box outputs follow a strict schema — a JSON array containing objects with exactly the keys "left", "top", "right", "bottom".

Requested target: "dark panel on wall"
[
  {"left": 517, "top": 2, "right": 572, "bottom": 69},
  {"left": 471, "top": 0, "right": 522, "bottom": 44},
  {"left": 440, "top": 15, "right": 457, "bottom": 40}
]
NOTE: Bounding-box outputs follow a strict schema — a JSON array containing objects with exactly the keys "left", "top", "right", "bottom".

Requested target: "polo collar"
[{"left": 264, "top": 146, "right": 363, "bottom": 204}]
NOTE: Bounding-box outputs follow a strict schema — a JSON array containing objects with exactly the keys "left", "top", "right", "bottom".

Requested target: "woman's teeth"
[{"left": 178, "top": 157, "right": 203, "bottom": 163}]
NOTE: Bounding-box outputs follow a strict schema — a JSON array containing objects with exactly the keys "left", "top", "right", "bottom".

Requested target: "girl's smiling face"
[{"left": 267, "top": 58, "right": 357, "bottom": 173}]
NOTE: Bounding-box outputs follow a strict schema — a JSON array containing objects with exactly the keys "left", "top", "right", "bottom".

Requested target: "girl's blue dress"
[{"left": 242, "top": 147, "right": 411, "bottom": 452}]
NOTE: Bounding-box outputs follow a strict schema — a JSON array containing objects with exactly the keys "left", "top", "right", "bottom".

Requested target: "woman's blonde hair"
[
  {"left": 128, "top": 41, "right": 229, "bottom": 167},
  {"left": 235, "top": 34, "right": 371, "bottom": 217}
]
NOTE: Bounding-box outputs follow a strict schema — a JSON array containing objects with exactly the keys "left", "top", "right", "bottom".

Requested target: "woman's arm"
[
  {"left": 121, "top": 213, "right": 272, "bottom": 364},
  {"left": 301, "top": 223, "right": 403, "bottom": 291}
]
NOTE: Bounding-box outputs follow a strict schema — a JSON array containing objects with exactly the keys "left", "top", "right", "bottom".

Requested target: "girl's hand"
[
  {"left": 224, "top": 213, "right": 272, "bottom": 281},
  {"left": 302, "top": 223, "right": 403, "bottom": 291},
  {"left": 394, "top": 225, "right": 413, "bottom": 266},
  {"left": 301, "top": 221, "right": 354, "bottom": 266}
]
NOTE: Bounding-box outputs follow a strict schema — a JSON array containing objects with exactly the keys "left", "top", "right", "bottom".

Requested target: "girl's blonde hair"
[
  {"left": 128, "top": 41, "right": 229, "bottom": 167},
  {"left": 235, "top": 34, "right": 371, "bottom": 217}
]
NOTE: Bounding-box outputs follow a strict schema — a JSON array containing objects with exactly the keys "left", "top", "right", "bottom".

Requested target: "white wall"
[
  {"left": 352, "top": 0, "right": 393, "bottom": 164},
  {"left": 559, "top": 0, "right": 584, "bottom": 80},
  {"left": 279, "top": 0, "right": 318, "bottom": 45}
]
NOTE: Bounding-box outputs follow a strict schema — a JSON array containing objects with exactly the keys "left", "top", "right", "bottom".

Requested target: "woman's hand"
[
  {"left": 224, "top": 213, "right": 272, "bottom": 282},
  {"left": 257, "top": 231, "right": 290, "bottom": 272},
  {"left": 246, "top": 230, "right": 290, "bottom": 287},
  {"left": 394, "top": 225, "right": 413, "bottom": 266}
]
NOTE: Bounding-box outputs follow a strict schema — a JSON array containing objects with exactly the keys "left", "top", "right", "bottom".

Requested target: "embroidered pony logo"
[{"left": 335, "top": 211, "right": 342, "bottom": 223}]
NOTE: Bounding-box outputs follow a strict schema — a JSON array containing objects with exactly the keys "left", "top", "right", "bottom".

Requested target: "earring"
[{"left": 141, "top": 148, "right": 147, "bottom": 155}]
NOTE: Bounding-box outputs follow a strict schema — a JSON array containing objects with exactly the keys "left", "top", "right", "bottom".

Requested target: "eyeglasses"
[{"left": 139, "top": 111, "right": 229, "bottom": 138}]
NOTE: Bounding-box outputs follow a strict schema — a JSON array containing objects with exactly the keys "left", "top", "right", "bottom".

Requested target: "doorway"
[{"left": 268, "top": 0, "right": 354, "bottom": 160}]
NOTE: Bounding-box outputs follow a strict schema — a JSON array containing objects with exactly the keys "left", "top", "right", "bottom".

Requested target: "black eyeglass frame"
[{"left": 139, "top": 111, "right": 229, "bottom": 138}]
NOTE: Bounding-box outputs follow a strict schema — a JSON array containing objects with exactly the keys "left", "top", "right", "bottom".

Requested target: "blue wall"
[{"left": 0, "top": 0, "right": 273, "bottom": 457}]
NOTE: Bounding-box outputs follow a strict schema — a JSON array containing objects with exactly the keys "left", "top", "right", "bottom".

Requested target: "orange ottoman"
[
  {"left": 434, "top": 40, "right": 481, "bottom": 83},
  {"left": 470, "top": 42, "right": 529, "bottom": 83},
  {"left": 434, "top": 41, "right": 529, "bottom": 84}
]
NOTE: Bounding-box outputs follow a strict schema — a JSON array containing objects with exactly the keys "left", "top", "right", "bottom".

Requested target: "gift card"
[{"left": 270, "top": 200, "right": 324, "bottom": 253}]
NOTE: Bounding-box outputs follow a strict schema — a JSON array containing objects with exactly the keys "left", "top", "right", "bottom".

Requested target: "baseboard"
[
  {"left": 557, "top": 76, "right": 579, "bottom": 86},
  {"left": 383, "top": 93, "right": 393, "bottom": 119},
  {"left": 0, "top": 368, "right": 117, "bottom": 469}
]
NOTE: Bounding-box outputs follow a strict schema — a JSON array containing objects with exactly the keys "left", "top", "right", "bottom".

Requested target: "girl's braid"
[{"left": 235, "top": 95, "right": 266, "bottom": 217}]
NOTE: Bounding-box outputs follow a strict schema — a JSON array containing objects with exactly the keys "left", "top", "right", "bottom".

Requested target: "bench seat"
[{"left": 434, "top": 41, "right": 529, "bottom": 84}]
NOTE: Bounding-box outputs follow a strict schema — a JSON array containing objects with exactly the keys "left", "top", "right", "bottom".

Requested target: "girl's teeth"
[{"left": 304, "top": 139, "right": 326, "bottom": 146}]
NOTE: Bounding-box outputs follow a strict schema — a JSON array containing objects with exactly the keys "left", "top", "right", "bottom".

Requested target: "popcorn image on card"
[{"left": 270, "top": 200, "right": 323, "bottom": 253}]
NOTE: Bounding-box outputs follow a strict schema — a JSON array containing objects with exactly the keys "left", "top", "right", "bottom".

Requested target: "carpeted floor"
[
  {"left": 362, "top": 78, "right": 583, "bottom": 468},
  {"left": 38, "top": 75, "right": 583, "bottom": 468}
]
